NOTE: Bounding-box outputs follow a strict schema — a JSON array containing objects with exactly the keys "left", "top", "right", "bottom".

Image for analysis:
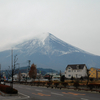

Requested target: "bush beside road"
[
  {"left": 5, "top": 80, "right": 100, "bottom": 93},
  {"left": 0, "top": 84, "right": 18, "bottom": 94}
]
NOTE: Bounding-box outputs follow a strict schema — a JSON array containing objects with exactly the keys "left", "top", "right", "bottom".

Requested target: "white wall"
[{"left": 65, "top": 66, "right": 87, "bottom": 78}]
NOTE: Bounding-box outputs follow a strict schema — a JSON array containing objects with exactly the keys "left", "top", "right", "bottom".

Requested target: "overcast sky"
[{"left": 0, "top": 0, "right": 100, "bottom": 56}]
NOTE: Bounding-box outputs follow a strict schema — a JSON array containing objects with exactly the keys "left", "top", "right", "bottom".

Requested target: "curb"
[{"left": 62, "top": 88, "right": 100, "bottom": 93}]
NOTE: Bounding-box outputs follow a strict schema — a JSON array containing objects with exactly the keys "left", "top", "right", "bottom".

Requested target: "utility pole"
[
  {"left": 0, "top": 64, "right": 1, "bottom": 84},
  {"left": 14, "top": 55, "right": 18, "bottom": 71},
  {"left": 6, "top": 66, "right": 11, "bottom": 80},
  {"left": 8, "top": 66, "right": 10, "bottom": 79},
  {"left": 60, "top": 70, "right": 62, "bottom": 76},
  {"left": 13, "top": 55, "right": 18, "bottom": 79},
  {"left": 11, "top": 49, "right": 13, "bottom": 88},
  {"left": 6, "top": 70, "right": 9, "bottom": 80},
  {"left": 26, "top": 60, "right": 31, "bottom": 82},
  {"left": 17, "top": 63, "right": 20, "bottom": 82},
  {"left": 60, "top": 70, "right": 62, "bottom": 81},
  {"left": 28, "top": 60, "right": 31, "bottom": 71}
]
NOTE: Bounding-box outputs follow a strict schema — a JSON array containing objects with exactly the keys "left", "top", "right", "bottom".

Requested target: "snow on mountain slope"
[{"left": 15, "top": 33, "right": 90, "bottom": 56}]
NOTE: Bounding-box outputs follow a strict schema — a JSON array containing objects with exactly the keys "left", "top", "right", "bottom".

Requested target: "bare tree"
[
  {"left": 86, "top": 69, "right": 90, "bottom": 86},
  {"left": 29, "top": 63, "right": 37, "bottom": 81}
]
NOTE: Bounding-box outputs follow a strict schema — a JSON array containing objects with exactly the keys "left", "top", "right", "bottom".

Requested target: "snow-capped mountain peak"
[
  {"left": 34, "top": 33, "right": 50, "bottom": 45},
  {"left": 15, "top": 33, "right": 83, "bottom": 56}
]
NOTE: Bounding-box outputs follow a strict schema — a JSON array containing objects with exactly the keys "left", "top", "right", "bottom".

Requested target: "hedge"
[{"left": 0, "top": 84, "right": 18, "bottom": 94}]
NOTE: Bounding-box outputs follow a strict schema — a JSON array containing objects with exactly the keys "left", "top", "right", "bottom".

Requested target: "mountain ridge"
[
  {"left": 0, "top": 33, "right": 100, "bottom": 70},
  {"left": 14, "top": 33, "right": 93, "bottom": 56}
]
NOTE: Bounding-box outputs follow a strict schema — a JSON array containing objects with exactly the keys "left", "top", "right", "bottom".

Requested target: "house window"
[
  {"left": 68, "top": 75, "right": 71, "bottom": 77},
  {"left": 68, "top": 70, "right": 71, "bottom": 72},
  {"left": 91, "top": 71, "right": 93, "bottom": 72},
  {"left": 77, "top": 70, "right": 81, "bottom": 72},
  {"left": 69, "top": 68, "right": 71, "bottom": 69}
]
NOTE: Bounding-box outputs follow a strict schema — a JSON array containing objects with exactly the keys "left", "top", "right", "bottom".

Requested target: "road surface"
[
  {"left": 1, "top": 83, "right": 100, "bottom": 100},
  {"left": 14, "top": 84, "right": 100, "bottom": 100}
]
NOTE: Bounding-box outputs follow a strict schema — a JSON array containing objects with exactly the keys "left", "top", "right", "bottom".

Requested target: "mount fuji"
[{"left": 0, "top": 33, "right": 100, "bottom": 71}]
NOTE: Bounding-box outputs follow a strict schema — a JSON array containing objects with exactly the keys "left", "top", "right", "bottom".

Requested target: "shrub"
[
  {"left": 90, "top": 78, "right": 94, "bottom": 82},
  {"left": 60, "top": 75, "right": 65, "bottom": 82},
  {"left": 53, "top": 82, "right": 59, "bottom": 87},
  {"left": 88, "top": 84, "right": 94, "bottom": 90},
  {"left": 0, "top": 84, "right": 18, "bottom": 94},
  {"left": 73, "top": 81, "right": 79, "bottom": 89},
  {"left": 70, "top": 76, "right": 74, "bottom": 82},
  {"left": 61, "top": 82, "right": 68, "bottom": 88},
  {"left": 46, "top": 81, "right": 52, "bottom": 87}
]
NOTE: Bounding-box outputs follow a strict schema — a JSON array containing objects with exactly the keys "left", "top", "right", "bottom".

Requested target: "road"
[
  {"left": 1, "top": 84, "right": 100, "bottom": 100},
  {"left": 14, "top": 84, "right": 100, "bottom": 100}
]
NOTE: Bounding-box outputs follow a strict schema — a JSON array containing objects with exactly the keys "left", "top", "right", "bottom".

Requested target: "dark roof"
[{"left": 67, "top": 64, "right": 86, "bottom": 69}]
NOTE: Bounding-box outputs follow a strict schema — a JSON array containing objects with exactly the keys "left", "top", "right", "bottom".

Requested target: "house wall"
[
  {"left": 89, "top": 68, "right": 97, "bottom": 78},
  {"left": 65, "top": 65, "right": 87, "bottom": 78},
  {"left": 52, "top": 75, "right": 60, "bottom": 79},
  {"left": 98, "top": 71, "right": 100, "bottom": 78},
  {"left": 52, "top": 75, "right": 60, "bottom": 81}
]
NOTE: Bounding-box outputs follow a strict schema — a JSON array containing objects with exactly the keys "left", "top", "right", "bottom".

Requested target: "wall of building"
[
  {"left": 65, "top": 66, "right": 87, "bottom": 78},
  {"left": 97, "top": 71, "right": 100, "bottom": 78},
  {"left": 89, "top": 68, "right": 97, "bottom": 78}
]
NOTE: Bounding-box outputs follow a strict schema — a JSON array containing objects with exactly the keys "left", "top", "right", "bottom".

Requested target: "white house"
[{"left": 65, "top": 64, "right": 87, "bottom": 78}]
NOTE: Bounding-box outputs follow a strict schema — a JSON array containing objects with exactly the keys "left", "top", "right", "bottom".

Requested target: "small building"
[
  {"left": 21, "top": 73, "right": 27, "bottom": 77},
  {"left": 52, "top": 75, "right": 60, "bottom": 81},
  {"left": 65, "top": 64, "right": 87, "bottom": 78},
  {"left": 36, "top": 73, "right": 43, "bottom": 79},
  {"left": 46, "top": 72, "right": 57, "bottom": 76},
  {"left": 89, "top": 67, "right": 100, "bottom": 79}
]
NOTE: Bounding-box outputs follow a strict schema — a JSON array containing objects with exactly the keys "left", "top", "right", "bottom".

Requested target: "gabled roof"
[{"left": 67, "top": 64, "right": 86, "bottom": 70}]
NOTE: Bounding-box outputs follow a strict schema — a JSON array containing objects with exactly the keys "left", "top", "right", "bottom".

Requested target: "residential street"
[{"left": 0, "top": 83, "right": 100, "bottom": 100}]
